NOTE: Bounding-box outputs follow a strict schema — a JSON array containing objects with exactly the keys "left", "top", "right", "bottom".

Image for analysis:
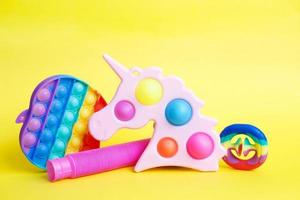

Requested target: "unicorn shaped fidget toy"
[{"left": 89, "top": 55, "right": 226, "bottom": 172}]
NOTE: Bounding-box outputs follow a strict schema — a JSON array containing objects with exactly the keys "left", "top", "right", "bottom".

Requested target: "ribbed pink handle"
[{"left": 47, "top": 139, "right": 149, "bottom": 182}]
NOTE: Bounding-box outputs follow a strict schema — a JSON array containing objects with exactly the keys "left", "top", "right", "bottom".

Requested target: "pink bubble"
[
  {"left": 186, "top": 132, "right": 214, "bottom": 160},
  {"left": 114, "top": 100, "right": 135, "bottom": 121},
  {"left": 23, "top": 132, "right": 37, "bottom": 147},
  {"left": 32, "top": 103, "right": 46, "bottom": 116},
  {"left": 28, "top": 118, "right": 41, "bottom": 131},
  {"left": 37, "top": 88, "right": 51, "bottom": 101}
]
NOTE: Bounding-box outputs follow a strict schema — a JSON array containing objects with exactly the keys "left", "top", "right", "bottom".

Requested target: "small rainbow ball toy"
[{"left": 220, "top": 124, "right": 268, "bottom": 170}]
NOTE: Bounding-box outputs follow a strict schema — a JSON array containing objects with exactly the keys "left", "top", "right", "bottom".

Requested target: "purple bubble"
[
  {"left": 32, "top": 103, "right": 46, "bottom": 116},
  {"left": 114, "top": 100, "right": 136, "bottom": 121},
  {"left": 37, "top": 88, "right": 51, "bottom": 101},
  {"left": 27, "top": 118, "right": 41, "bottom": 131},
  {"left": 22, "top": 132, "right": 36, "bottom": 147}
]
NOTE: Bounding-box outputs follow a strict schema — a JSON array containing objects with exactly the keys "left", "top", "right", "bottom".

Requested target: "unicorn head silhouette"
[{"left": 89, "top": 54, "right": 225, "bottom": 171}]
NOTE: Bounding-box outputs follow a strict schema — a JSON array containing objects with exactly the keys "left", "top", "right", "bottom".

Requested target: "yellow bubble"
[
  {"left": 74, "top": 121, "right": 87, "bottom": 134},
  {"left": 85, "top": 91, "right": 97, "bottom": 105},
  {"left": 71, "top": 136, "right": 81, "bottom": 148},
  {"left": 66, "top": 147, "right": 75, "bottom": 154},
  {"left": 80, "top": 107, "right": 92, "bottom": 119},
  {"left": 135, "top": 78, "right": 163, "bottom": 105}
]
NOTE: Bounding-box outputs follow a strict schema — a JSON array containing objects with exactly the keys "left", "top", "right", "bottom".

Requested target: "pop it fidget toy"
[
  {"left": 220, "top": 124, "right": 268, "bottom": 170},
  {"left": 16, "top": 75, "right": 107, "bottom": 169},
  {"left": 89, "top": 55, "right": 226, "bottom": 172}
]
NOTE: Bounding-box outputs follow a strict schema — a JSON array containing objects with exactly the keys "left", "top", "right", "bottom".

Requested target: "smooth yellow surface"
[
  {"left": 135, "top": 78, "right": 163, "bottom": 105},
  {"left": 0, "top": 0, "right": 300, "bottom": 199}
]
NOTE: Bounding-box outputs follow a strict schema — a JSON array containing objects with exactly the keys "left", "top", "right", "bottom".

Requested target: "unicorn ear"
[{"left": 103, "top": 54, "right": 129, "bottom": 79}]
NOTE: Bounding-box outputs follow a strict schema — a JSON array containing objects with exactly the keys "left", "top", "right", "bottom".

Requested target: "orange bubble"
[{"left": 157, "top": 137, "right": 178, "bottom": 158}]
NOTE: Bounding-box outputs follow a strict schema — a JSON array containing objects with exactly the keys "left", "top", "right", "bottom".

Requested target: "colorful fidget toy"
[
  {"left": 46, "top": 124, "right": 268, "bottom": 182},
  {"left": 89, "top": 55, "right": 226, "bottom": 172},
  {"left": 220, "top": 124, "right": 268, "bottom": 170},
  {"left": 16, "top": 75, "right": 107, "bottom": 169}
]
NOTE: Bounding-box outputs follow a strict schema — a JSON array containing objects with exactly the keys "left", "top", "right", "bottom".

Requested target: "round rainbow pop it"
[
  {"left": 220, "top": 124, "right": 268, "bottom": 170},
  {"left": 16, "top": 75, "right": 107, "bottom": 169}
]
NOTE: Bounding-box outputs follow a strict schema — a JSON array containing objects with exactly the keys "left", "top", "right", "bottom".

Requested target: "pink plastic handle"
[{"left": 47, "top": 139, "right": 150, "bottom": 182}]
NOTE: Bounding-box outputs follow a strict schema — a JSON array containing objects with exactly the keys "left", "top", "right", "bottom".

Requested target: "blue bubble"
[
  {"left": 73, "top": 82, "right": 85, "bottom": 94},
  {"left": 51, "top": 100, "right": 63, "bottom": 112},
  {"left": 57, "top": 125, "right": 70, "bottom": 139},
  {"left": 46, "top": 114, "right": 58, "bottom": 127},
  {"left": 35, "top": 144, "right": 48, "bottom": 158},
  {"left": 56, "top": 85, "right": 68, "bottom": 98},
  {"left": 40, "top": 129, "right": 53, "bottom": 142},
  {"left": 48, "top": 154, "right": 60, "bottom": 160},
  {"left": 53, "top": 139, "right": 65, "bottom": 152},
  {"left": 68, "top": 96, "right": 80, "bottom": 109},
  {"left": 165, "top": 99, "right": 193, "bottom": 126},
  {"left": 63, "top": 111, "right": 75, "bottom": 124}
]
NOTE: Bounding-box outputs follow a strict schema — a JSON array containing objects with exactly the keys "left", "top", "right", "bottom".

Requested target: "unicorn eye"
[
  {"left": 130, "top": 67, "right": 142, "bottom": 76},
  {"left": 114, "top": 100, "right": 136, "bottom": 121}
]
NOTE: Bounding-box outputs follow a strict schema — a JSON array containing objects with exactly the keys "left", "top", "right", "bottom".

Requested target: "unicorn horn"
[{"left": 103, "top": 54, "right": 128, "bottom": 79}]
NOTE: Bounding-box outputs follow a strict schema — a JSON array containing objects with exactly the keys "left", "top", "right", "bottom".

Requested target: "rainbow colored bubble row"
[{"left": 17, "top": 75, "right": 106, "bottom": 169}]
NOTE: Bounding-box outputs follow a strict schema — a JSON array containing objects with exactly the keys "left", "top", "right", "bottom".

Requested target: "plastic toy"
[
  {"left": 16, "top": 75, "right": 107, "bottom": 169},
  {"left": 47, "top": 139, "right": 149, "bottom": 182},
  {"left": 89, "top": 54, "right": 226, "bottom": 172},
  {"left": 46, "top": 124, "right": 268, "bottom": 182},
  {"left": 220, "top": 124, "right": 268, "bottom": 170},
  {"left": 16, "top": 55, "right": 268, "bottom": 181}
]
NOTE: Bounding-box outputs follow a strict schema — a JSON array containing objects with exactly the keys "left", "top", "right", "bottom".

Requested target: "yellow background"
[{"left": 0, "top": 0, "right": 299, "bottom": 199}]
